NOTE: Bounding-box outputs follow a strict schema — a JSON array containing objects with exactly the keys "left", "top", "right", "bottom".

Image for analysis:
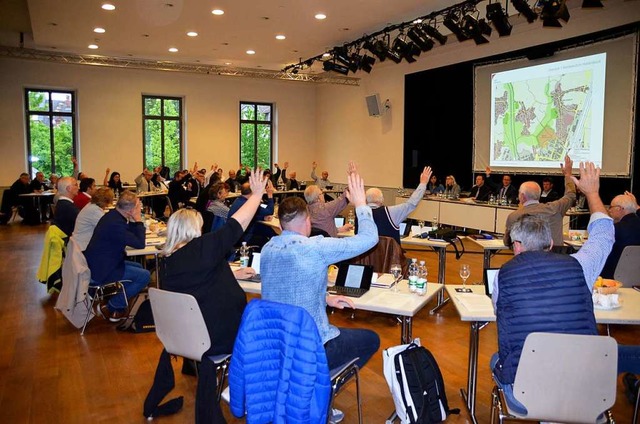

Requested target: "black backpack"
[
  {"left": 117, "top": 292, "right": 155, "bottom": 333},
  {"left": 392, "top": 343, "right": 459, "bottom": 423}
]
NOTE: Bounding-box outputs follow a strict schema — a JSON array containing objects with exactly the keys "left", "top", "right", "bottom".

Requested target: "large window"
[
  {"left": 25, "top": 89, "right": 76, "bottom": 177},
  {"left": 240, "top": 102, "right": 273, "bottom": 169},
  {"left": 143, "top": 96, "right": 182, "bottom": 173}
]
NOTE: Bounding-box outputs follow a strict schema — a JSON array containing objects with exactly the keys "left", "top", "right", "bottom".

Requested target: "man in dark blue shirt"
[
  {"left": 84, "top": 190, "right": 150, "bottom": 321},
  {"left": 228, "top": 180, "right": 275, "bottom": 247}
]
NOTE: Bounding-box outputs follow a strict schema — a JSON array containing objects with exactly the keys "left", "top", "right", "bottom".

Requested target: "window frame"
[
  {"left": 239, "top": 101, "right": 274, "bottom": 169},
  {"left": 142, "top": 95, "right": 183, "bottom": 171},
  {"left": 24, "top": 88, "right": 77, "bottom": 177}
]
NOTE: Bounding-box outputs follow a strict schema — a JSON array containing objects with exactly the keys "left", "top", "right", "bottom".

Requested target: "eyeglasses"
[{"left": 510, "top": 240, "right": 522, "bottom": 249}]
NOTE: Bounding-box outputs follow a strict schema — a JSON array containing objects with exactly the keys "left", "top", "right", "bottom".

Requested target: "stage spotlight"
[
  {"left": 407, "top": 26, "right": 435, "bottom": 51},
  {"left": 510, "top": 0, "right": 538, "bottom": 23},
  {"left": 582, "top": 0, "right": 604, "bottom": 7},
  {"left": 333, "top": 47, "right": 351, "bottom": 67},
  {"left": 486, "top": 3, "right": 513, "bottom": 36},
  {"left": 423, "top": 24, "right": 448, "bottom": 45},
  {"left": 461, "top": 15, "right": 491, "bottom": 44},
  {"left": 322, "top": 60, "right": 349, "bottom": 75},
  {"left": 443, "top": 13, "right": 470, "bottom": 42},
  {"left": 540, "top": 0, "right": 570, "bottom": 27},
  {"left": 364, "top": 39, "right": 389, "bottom": 62},
  {"left": 347, "top": 53, "right": 362, "bottom": 73},
  {"left": 392, "top": 36, "right": 422, "bottom": 63},
  {"left": 385, "top": 46, "right": 403, "bottom": 63},
  {"left": 358, "top": 54, "right": 375, "bottom": 73}
]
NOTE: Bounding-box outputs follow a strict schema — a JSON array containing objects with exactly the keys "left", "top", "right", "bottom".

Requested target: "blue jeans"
[
  {"left": 490, "top": 353, "right": 528, "bottom": 415},
  {"left": 324, "top": 327, "right": 380, "bottom": 371},
  {"left": 618, "top": 345, "right": 640, "bottom": 374},
  {"left": 93, "top": 261, "right": 150, "bottom": 312}
]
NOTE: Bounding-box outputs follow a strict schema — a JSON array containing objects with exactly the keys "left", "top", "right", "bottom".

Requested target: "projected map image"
[{"left": 490, "top": 53, "right": 605, "bottom": 168}]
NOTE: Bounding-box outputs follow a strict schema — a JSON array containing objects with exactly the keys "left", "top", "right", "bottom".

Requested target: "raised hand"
[
  {"left": 570, "top": 161, "right": 600, "bottom": 195},
  {"left": 312, "top": 161, "right": 317, "bottom": 169},
  {"left": 560, "top": 155, "right": 573, "bottom": 177},
  {"left": 248, "top": 168, "right": 267, "bottom": 198},
  {"left": 345, "top": 162, "right": 366, "bottom": 208},
  {"left": 105, "top": 168, "right": 110, "bottom": 174},
  {"left": 419, "top": 166, "right": 432, "bottom": 185}
]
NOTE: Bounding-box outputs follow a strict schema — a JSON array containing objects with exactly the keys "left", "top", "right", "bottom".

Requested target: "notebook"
[
  {"left": 329, "top": 264, "right": 373, "bottom": 298},
  {"left": 484, "top": 267, "right": 500, "bottom": 298},
  {"left": 334, "top": 216, "right": 345, "bottom": 228},
  {"left": 246, "top": 252, "right": 261, "bottom": 282}
]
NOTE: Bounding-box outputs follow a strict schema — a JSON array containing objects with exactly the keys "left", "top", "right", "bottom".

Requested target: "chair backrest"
[
  {"left": 613, "top": 245, "right": 640, "bottom": 287},
  {"left": 350, "top": 236, "right": 408, "bottom": 275},
  {"left": 513, "top": 332, "right": 617, "bottom": 423},
  {"left": 148, "top": 288, "right": 211, "bottom": 361}
]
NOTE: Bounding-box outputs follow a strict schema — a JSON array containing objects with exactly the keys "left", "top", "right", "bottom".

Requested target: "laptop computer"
[
  {"left": 328, "top": 264, "right": 373, "bottom": 298},
  {"left": 484, "top": 267, "right": 500, "bottom": 298},
  {"left": 399, "top": 221, "right": 412, "bottom": 239},
  {"left": 334, "top": 216, "right": 345, "bottom": 228},
  {"left": 246, "top": 252, "right": 262, "bottom": 282}
]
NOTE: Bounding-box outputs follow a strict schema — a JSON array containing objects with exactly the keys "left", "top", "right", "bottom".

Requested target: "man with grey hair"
[
  {"left": 361, "top": 166, "right": 431, "bottom": 243},
  {"left": 503, "top": 155, "right": 576, "bottom": 248},
  {"left": 304, "top": 185, "right": 351, "bottom": 237},
  {"left": 84, "top": 190, "right": 150, "bottom": 321},
  {"left": 53, "top": 176, "right": 80, "bottom": 236},
  {"left": 491, "top": 161, "right": 614, "bottom": 415},
  {"left": 600, "top": 193, "right": 640, "bottom": 278}
]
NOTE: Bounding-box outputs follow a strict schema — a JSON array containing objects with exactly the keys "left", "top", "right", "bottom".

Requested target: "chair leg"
[
  {"left": 354, "top": 367, "right": 362, "bottom": 424},
  {"left": 634, "top": 383, "right": 640, "bottom": 424},
  {"left": 81, "top": 291, "right": 99, "bottom": 335},
  {"left": 216, "top": 359, "right": 231, "bottom": 402}
]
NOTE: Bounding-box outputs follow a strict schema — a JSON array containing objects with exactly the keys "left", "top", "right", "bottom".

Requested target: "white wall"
[
  {"left": 315, "top": 0, "right": 640, "bottom": 187},
  {"left": 0, "top": 59, "right": 317, "bottom": 185}
]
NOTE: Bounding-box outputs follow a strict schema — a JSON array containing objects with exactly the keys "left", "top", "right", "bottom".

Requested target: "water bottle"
[
  {"left": 239, "top": 242, "right": 250, "bottom": 268},
  {"left": 408, "top": 259, "right": 419, "bottom": 293},
  {"left": 347, "top": 209, "right": 355, "bottom": 226},
  {"left": 432, "top": 216, "right": 438, "bottom": 230},
  {"left": 416, "top": 260, "right": 427, "bottom": 296}
]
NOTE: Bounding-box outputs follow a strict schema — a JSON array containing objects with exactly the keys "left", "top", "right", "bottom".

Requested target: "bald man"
[
  {"left": 600, "top": 193, "right": 640, "bottom": 278},
  {"left": 503, "top": 156, "right": 576, "bottom": 248},
  {"left": 360, "top": 166, "right": 432, "bottom": 244}
]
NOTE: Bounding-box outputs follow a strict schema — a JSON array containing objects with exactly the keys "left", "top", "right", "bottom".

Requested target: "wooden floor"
[{"left": 0, "top": 220, "right": 637, "bottom": 424}]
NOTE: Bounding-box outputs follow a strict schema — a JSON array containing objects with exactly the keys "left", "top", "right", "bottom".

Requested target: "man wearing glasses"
[{"left": 599, "top": 193, "right": 640, "bottom": 278}]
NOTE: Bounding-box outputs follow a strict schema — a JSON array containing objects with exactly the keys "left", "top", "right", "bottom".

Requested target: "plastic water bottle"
[
  {"left": 239, "top": 242, "right": 250, "bottom": 268},
  {"left": 416, "top": 260, "right": 427, "bottom": 296},
  {"left": 408, "top": 259, "right": 419, "bottom": 293},
  {"left": 432, "top": 216, "right": 438, "bottom": 230},
  {"left": 347, "top": 209, "right": 355, "bottom": 226}
]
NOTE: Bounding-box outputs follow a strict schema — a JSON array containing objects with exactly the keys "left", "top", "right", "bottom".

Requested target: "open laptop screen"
[
  {"left": 249, "top": 252, "right": 261, "bottom": 275},
  {"left": 335, "top": 264, "right": 373, "bottom": 290},
  {"left": 484, "top": 268, "right": 500, "bottom": 297}
]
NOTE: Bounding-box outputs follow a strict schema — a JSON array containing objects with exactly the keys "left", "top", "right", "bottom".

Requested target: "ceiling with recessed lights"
[{"left": 0, "top": 0, "right": 454, "bottom": 71}]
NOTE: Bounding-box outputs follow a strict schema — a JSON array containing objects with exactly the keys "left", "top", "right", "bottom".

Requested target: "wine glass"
[
  {"left": 389, "top": 263, "right": 402, "bottom": 293},
  {"left": 459, "top": 264, "right": 470, "bottom": 288}
]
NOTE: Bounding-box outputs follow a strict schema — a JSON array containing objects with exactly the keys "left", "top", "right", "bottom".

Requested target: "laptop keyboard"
[{"left": 330, "top": 286, "right": 367, "bottom": 298}]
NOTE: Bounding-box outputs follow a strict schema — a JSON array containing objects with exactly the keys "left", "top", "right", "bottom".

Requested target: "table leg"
[
  {"left": 430, "top": 247, "right": 449, "bottom": 314},
  {"left": 460, "top": 321, "right": 484, "bottom": 424},
  {"left": 483, "top": 249, "right": 492, "bottom": 270},
  {"left": 400, "top": 316, "right": 412, "bottom": 344}
]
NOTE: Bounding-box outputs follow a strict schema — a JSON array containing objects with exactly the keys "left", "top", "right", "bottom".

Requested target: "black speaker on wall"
[{"left": 366, "top": 94, "right": 381, "bottom": 117}]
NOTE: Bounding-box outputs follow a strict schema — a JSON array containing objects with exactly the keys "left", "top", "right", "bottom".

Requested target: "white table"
[
  {"left": 465, "top": 236, "right": 510, "bottom": 270},
  {"left": 238, "top": 278, "right": 443, "bottom": 344},
  {"left": 446, "top": 285, "right": 640, "bottom": 424},
  {"left": 401, "top": 235, "right": 451, "bottom": 313},
  {"left": 18, "top": 191, "right": 55, "bottom": 223},
  {"left": 126, "top": 232, "right": 165, "bottom": 286}
]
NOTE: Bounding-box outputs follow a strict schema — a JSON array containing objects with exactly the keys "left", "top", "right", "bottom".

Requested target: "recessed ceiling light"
[
  {"left": 275, "top": 34, "right": 286, "bottom": 40},
  {"left": 322, "top": 52, "right": 331, "bottom": 58},
  {"left": 94, "top": 27, "right": 106, "bottom": 33},
  {"left": 315, "top": 13, "right": 327, "bottom": 20},
  {"left": 225, "top": 62, "right": 232, "bottom": 65},
  {"left": 101, "top": 3, "right": 115, "bottom": 11},
  {"left": 211, "top": 9, "right": 224, "bottom": 15},
  {"left": 246, "top": 50, "right": 256, "bottom": 55},
  {"left": 169, "top": 47, "right": 178, "bottom": 52},
  {"left": 186, "top": 31, "right": 198, "bottom": 37},
  {"left": 413, "top": 19, "right": 423, "bottom": 24},
  {"left": 88, "top": 44, "right": 99, "bottom": 49}
]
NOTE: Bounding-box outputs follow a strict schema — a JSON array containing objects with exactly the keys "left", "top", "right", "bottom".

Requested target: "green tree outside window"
[
  {"left": 143, "top": 96, "right": 182, "bottom": 174},
  {"left": 240, "top": 102, "right": 273, "bottom": 170}
]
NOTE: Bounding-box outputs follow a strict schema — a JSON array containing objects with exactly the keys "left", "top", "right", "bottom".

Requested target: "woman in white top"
[{"left": 72, "top": 187, "right": 113, "bottom": 250}]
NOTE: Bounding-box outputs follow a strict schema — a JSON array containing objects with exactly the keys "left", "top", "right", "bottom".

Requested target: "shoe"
[
  {"left": 329, "top": 408, "right": 344, "bottom": 423},
  {"left": 98, "top": 304, "right": 127, "bottom": 322}
]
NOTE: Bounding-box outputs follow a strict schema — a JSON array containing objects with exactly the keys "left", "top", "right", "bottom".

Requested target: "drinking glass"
[
  {"left": 459, "top": 264, "right": 470, "bottom": 288},
  {"left": 418, "top": 220, "right": 425, "bottom": 235},
  {"left": 390, "top": 263, "right": 402, "bottom": 293}
]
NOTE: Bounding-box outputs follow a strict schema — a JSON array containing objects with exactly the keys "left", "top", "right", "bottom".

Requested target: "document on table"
[
  {"left": 455, "top": 293, "right": 495, "bottom": 313},
  {"left": 371, "top": 273, "right": 396, "bottom": 289}
]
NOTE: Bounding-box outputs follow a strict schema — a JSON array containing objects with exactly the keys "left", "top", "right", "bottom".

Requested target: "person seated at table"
[
  {"left": 600, "top": 193, "right": 640, "bottom": 278},
  {"left": 145, "top": 170, "right": 266, "bottom": 423},
  {"left": 426, "top": 175, "right": 444, "bottom": 194},
  {"left": 271, "top": 162, "right": 287, "bottom": 187},
  {"left": 228, "top": 180, "right": 275, "bottom": 248},
  {"left": 443, "top": 175, "right": 460, "bottom": 198},
  {"left": 72, "top": 187, "right": 114, "bottom": 251},
  {"left": 469, "top": 174, "right": 492, "bottom": 202},
  {"left": 283, "top": 170, "right": 300, "bottom": 191},
  {"left": 48, "top": 174, "right": 59, "bottom": 191},
  {"left": 73, "top": 178, "right": 96, "bottom": 210},
  {"left": 104, "top": 168, "right": 124, "bottom": 194},
  {"left": 84, "top": 190, "right": 150, "bottom": 321},
  {"left": 225, "top": 169, "right": 241, "bottom": 193},
  {"left": 358, "top": 166, "right": 431, "bottom": 243},
  {"left": 539, "top": 177, "right": 559, "bottom": 203},
  {"left": 490, "top": 161, "right": 613, "bottom": 415},
  {"left": 168, "top": 170, "right": 190, "bottom": 211},
  {"left": 486, "top": 168, "right": 518, "bottom": 204},
  {"left": 135, "top": 168, "right": 157, "bottom": 193},
  {"left": 30, "top": 172, "right": 47, "bottom": 192},
  {"left": 0, "top": 173, "right": 33, "bottom": 224},
  {"left": 184, "top": 169, "right": 206, "bottom": 203},
  {"left": 304, "top": 185, "right": 352, "bottom": 237},
  {"left": 53, "top": 177, "right": 80, "bottom": 237},
  {"left": 206, "top": 182, "right": 231, "bottom": 230},
  {"left": 310, "top": 161, "right": 331, "bottom": 189},
  {"left": 261, "top": 162, "right": 380, "bottom": 423},
  {"left": 503, "top": 156, "right": 576, "bottom": 249}
]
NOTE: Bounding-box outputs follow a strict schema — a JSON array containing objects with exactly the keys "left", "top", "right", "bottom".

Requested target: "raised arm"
[
  {"left": 229, "top": 169, "right": 267, "bottom": 231},
  {"left": 310, "top": 161, "right": 318, "bottom": 182},
  {"left": 388, "top": 166, "right": 431, "bottom": 225},
  {"left": 103, "top": 168, "right": 110, "bottom": 186}
]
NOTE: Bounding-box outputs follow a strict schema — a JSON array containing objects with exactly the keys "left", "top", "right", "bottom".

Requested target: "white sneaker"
[{"left": 329, "top": 408, "right": 344, "bottom": 423}]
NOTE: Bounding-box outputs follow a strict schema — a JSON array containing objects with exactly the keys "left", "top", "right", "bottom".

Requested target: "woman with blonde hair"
[
  {"left": 72, "top": 187, "right": 114, "bottom": 250},
  {"left": 145, "top": 169, "right": 266, "bottom": 423},
  {"left": 444, "top": 175, "right": 461, "bottom": 198}
]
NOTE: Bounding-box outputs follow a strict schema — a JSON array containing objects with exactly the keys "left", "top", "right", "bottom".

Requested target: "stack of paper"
[
  {"left": 372, "top": 273, "right": 397, "bottom": 289},
  {"left": 456, "top": 293, "right": 495, "bottom": 313}
]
